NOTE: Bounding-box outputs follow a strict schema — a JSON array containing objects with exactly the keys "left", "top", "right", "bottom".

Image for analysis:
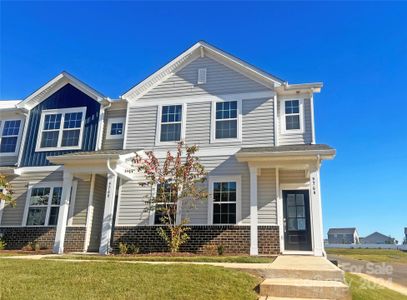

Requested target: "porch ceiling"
[
  {"left": 236, "top": 144, "right": 336, "bottom": 162},
  {"left": 47, "top": 149, "right": 142, "bottom": 164}
]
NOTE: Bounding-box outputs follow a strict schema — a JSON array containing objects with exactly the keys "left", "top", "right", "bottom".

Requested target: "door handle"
[{"left": 283, "top": 218, "right": 287, "bottom": 233}]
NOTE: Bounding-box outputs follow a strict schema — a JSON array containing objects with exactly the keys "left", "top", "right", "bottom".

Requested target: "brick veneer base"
[
  {"left": 0, "top": 227, "right": 86, "bottom": 252},
  {"left": 113, "top": 225, "right": 280, "bottom": 255}
]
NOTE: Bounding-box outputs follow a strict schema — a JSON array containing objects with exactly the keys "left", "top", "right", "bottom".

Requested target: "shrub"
[
  {"left": 118, "top": 242, "right": 128, "bottom": 255},
  {"left": 22, "top": 242, "right": 34, "bottom": 251},
  {"left": 0, "top": 239, "right": 6, "bottom": 250},
  {"left": 217, "top": 244, "right": 224, "bottom": 256},
  {"left": 127, "top": 244, "right": 140, "bottom": 254},
  {"left": 34, "top": 242, "right": 41, "bottom": 252}
]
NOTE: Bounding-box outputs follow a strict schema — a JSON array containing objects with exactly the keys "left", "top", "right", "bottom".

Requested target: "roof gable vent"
[{"left": 197, "top": 68, "right": 207, "bottom": 84}]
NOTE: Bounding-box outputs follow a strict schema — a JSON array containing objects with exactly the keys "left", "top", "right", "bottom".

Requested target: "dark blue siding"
[{"left": 21, "top": 84, "right": 101, "bottom": 166}]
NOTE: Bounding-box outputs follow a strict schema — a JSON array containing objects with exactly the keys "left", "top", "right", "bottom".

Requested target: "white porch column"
[
  {"left": 53, "top": 171, "right": 73, "bottom": 254},
  {"left": 310, "top": 163, "right": 324, "bottom": 256},
  {"left": 249, "top": 166, "right": 258, "bottom": 256},
  {"left": 99, "top": 172, "right": 118, "bottom": 255}
]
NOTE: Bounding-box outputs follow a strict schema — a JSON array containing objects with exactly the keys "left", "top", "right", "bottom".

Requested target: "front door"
[{"left": 283, "top": 190, "right": 312, "bottom": 251}]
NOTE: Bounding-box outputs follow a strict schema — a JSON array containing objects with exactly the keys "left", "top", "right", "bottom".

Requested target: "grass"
[
  {"left": 46, "top": 254, "right": 275, "bottom": 263},
  {"left": 326, "top": 248, "right": 407, "bottom": 264},
  {"left": 346, "top": 273, "right": 407, "bottom": 300},
  {"left": 0, "top": 259, "right": 261, "bottom": 300}
]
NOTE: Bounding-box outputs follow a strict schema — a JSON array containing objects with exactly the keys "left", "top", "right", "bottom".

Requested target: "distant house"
[
  {"left": 360, "top": 232, "right": 395, "bottom": 244},
  {"left": 327, "top": 228, "right": 359, "bottom": 244}
]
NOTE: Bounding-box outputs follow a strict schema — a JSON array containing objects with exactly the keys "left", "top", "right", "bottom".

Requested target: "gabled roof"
[
  {"left": 121, "top": 41, "right": 286, "bottom": 101},
  {"left": 328, "top": 228, "right": 357, "bottom": 235},
  {"left": 17, "top": 71, "right": 107, "bottom": 110}
]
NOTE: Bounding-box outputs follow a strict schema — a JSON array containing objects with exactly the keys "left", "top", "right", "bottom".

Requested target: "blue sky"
[{"left": 1, "top": 2, "right": 406, "bottom": 242}]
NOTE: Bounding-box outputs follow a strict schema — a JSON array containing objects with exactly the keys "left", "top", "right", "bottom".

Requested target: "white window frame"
[
  {"left": 0, "top": 117, "right": 24, "bottom": 156},
  {"left": 106, "top": 117, "right": 125, "bottom": 140},
  {"left": 22, "top": 181, "right": 63, "bottom": 227},
  {"left": 155, "top": 103, "right": 187, "bottom": 146},
  {"left": 207, "top": 175, "right": 241, "bottom": 225},
  {"left": 35, "top": 107, "right": 87, "bottom": 152},
  {"left": 210, "top": 99, "right": 242, "bottom": 143},
  {"left": 148, "top": 184, "right": 181, "bottom": 225},
  {"left": 280, "top": 98, "right": 304, "bottom": 134}
]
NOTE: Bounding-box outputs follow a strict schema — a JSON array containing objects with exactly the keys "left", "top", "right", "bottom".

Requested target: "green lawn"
[
  {"left": 326, "top": 248, "right": 407, "bottom": 264},
  {"left": 46, "top": 254, "right": 274, "bottom": 263},
  {"left": 346, "top": 273, "right": 407, "bottom": 300},
  {"left": 0, "top": 259, "right": 260, "bottom": 300}
]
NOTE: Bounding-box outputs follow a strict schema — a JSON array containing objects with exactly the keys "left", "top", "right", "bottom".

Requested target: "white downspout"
[{"left": 99, "top": 158, "right": 118, "bottom": 255}]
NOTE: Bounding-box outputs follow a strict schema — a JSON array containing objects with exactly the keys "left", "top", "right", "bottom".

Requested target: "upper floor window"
[
  {"left": 211, "top": 100, "right": 242, "bottom": 143},
  {"left": 24, "top": 184, "right": 62, "bottom": 226},
  {"left": 36, "top": 107, "right": 86, "bottom": 152},
  {"left": 106, "top": 117, "right": 125, "bottom": 139},
  {"left": 156, "top": 104, "right": 185, "bottom": 144},
  {"left": 281, "top": 99, "right": 303, "bottom": 133},
  {"left": 0, "top": 119, "right": 22, "bottom": 155}
]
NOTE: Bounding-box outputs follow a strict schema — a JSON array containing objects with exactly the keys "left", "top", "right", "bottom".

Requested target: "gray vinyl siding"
[
  {"left": 142, "top": 57, "right": 269, "bottom": 99},
  {"left": 258, "top": 168, "right": 277, "bottom": 224},
  {"left": 126, "top": 97, "right": 275, "bottom": 150},
  {"left": 0, "top": 156, "right": 18, "bottom": 167},
  {"left": 117, "top": 155, "right": 278, "bottom": 226},
  {"left": 126, "top": 105, "right": 157, "bottom": 149},
  {"left": 1, "top": 171, "right": 63, "bottom": 226},
  {"left": 279, "top": 169, "right": 308, "bottom": 184},
  {"left": 102, "top": 109, "right": 126, "bottom": 150},
  {"left": 88, "top": 174, "right": 106, "bottom": 251},
  {"left": 278, "top": 98, "right": 313, "bottom": 145},
  {"left": 71, "top": 177, "right": 90, "bottom": 226},
  {"left": 242, "top": 98, "right": 274, "bottom": 147}
]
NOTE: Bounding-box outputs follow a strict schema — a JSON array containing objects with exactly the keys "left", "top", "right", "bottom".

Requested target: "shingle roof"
[
  {"left": 238, "top": 144, "right": 335, "bottom": 154},
  {"left": 328, "top": 228, "right": 357, "bottom": 234},
  {"left": 47, "top": 149, "right": 142, "bottom": 162}
]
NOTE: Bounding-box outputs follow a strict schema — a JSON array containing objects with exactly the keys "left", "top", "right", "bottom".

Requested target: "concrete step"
[
  {"left": 265, "top": 268, "right": 344, "bottom": 282},
  {"left": 260, "top": 278, "right": 351, "bottom": 300}
]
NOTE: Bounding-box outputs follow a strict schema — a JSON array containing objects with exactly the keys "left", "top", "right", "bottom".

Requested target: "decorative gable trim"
[
  {"left": 121, "top": 41, "right": 285, "bottom": 102},
  {"left": 17, "top": 71, "right": 108, "bottom": 110}
]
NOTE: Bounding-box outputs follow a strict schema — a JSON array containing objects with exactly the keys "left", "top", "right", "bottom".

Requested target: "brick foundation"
[
  {"left": 112, "top": 225, "right": 280, "bottom": 255},
  {"left": 0, "top": 226, "right": 86, "bottom": 252}
]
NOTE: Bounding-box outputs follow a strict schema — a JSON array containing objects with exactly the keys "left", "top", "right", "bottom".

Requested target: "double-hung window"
[
  {"left": 215, "top": 101, "right": 237, "bottom": 139},
  {"left": 36, "top": 107, "right": 86, "bottom": 151},
  {"left": 157, "top": 105, "right": 184, "bottom": 143},
  {"left": 0, "top": 119, "right": 22, "bottom": 155},
  {"left": 107, "top": 117, "right": 125, "bottom": 139},
  {"left": 25, "top": 184, "right": 62, "bottom": 226},
  {"left": 153, "top": 183, "right": 178, "bottom": 225},
  {"left": 282, "top": 99, "right": 303, "bottom": 133},
  {"left": 209, "top": 176, "right": 241, "bottom": 225}
]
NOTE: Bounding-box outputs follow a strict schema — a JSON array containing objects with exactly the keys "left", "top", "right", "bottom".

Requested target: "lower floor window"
[
  {"left": 212, "top": 181, "right": 237, "bottom": 224},
  {"left": 154, "top": 183, "right": 177, "bottom": 225},
  {"left": 26, "top": 186, "right": 62, "bottom": 226}
]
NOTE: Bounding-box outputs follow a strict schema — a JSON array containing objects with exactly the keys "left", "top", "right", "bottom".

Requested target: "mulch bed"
[{"left": 0, "top": 249, "right": 53, "bottom": 255}]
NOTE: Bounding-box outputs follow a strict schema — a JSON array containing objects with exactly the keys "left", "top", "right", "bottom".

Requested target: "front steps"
[{"left": 259, "top": 256, "right": 351, "bottom": 300}]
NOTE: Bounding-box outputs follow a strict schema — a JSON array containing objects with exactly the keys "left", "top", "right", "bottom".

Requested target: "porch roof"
[
  {"left": 236, "top": 144, "right": 335, "bottom": 161},
  {"left": 47, "top": 149, "right": 142, "bottom": 163}
]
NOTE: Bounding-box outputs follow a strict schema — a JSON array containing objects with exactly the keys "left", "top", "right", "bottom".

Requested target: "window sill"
[
  {"left": 34, "top": 146, "right": 82, "bottom": 152},
  {"left": 210, "top": 138, "right": 242, "bottom": 144},
  {"left": 280, "top": 129, "right": 304, "bottom": 135},
  {"left": 0, "top": 152, "right": 18, "bottom": 156},
  {"left": 106, "top": 135, "right": 124, "bottom": 140}
]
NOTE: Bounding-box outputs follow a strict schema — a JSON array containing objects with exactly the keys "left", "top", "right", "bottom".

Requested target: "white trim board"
[{"left": 128, "top": 91, "right": 275, "bottom": 108}]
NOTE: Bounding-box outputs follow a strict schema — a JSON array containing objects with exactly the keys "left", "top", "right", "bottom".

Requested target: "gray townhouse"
[{"left": 0, "top": 41, "right": 335, "bottom": 256}]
